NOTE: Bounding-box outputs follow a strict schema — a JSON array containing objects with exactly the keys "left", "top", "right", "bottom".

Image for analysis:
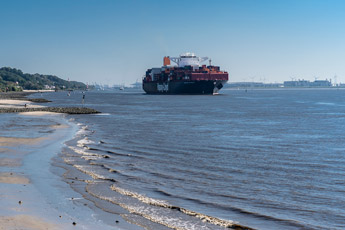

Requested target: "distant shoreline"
[{"left": 224, "top": 87, "right": 345, "bottom": 90}]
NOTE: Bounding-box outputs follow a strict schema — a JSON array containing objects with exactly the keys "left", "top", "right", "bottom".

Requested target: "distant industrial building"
[
  {"left": 226, "top": 82, "right": 283, "bottom": 88},
  {"left": 130, "top": 81, "right": 142, "bottom": 89},
  {"left": 226, "top": 79, "right": 335, "bottom": 89},
  {"left": 283, "top": 79, "right": 332, "bottom": 87}
]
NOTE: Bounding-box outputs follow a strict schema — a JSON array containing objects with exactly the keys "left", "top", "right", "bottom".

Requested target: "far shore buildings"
[
  {"left": 226, "top": 79, "right": 335, "bottom": 88},
  {"left": 44, "top": 85, "right": 56, "bottom": 90},
  {"left": 283, "top": 79, "right": 332, "bottom": 87},
  {"left": 226, "top": 82, "right": 283, "bottom": 88}
]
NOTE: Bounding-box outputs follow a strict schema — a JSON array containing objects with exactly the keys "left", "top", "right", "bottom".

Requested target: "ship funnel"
[{"left": 163, "top": 56, "right": 171, "bottom": 66}]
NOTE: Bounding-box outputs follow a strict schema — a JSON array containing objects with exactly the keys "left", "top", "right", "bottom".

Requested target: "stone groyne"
[{"left": 0, "top": 107, "right": 100, "bottom": 114}]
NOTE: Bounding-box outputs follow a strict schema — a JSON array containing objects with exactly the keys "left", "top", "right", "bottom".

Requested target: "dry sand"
[
  {"left": 0, "top": 99, "right": 31, "bottom": 105},
  {"left": 0, "top": 158, "right": 21, "bottom": 167},
  {"left": 0, "top": 172, "right": 30, "bottom": 184},
  {"left": 0, "top": 215, "right": 59, "bottom": 230},
  {"left": 19, "top": 111, "right": 62, "bottom": 116},
  {"left": 0, "top": 136, "right": 47, "bottom": 146},
  {"left": 0, "top": 99, "right": 44, "bottom": 108},
  {"left": 22, "top": 90, "right": 55, "bottom": 93}
]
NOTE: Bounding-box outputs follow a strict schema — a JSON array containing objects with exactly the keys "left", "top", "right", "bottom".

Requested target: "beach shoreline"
[{"left": 0, "top": 93, "right": 125, "bottom": 230}]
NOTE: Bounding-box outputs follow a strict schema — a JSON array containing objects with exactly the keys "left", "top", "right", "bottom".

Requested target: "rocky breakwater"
[
  {"left": 0, "top": 107, "right": 100, "bottom": 114},
  {"left": 0, "top": 92, "right": 100, "bottom": 114}
]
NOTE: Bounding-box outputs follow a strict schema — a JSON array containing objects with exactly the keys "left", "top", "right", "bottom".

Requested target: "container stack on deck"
[{"left": 143, "top": 53, "right": 228, "bottom": 94}]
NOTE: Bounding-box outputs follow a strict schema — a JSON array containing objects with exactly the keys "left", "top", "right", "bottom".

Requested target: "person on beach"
[{"left": 82, "top": 93, "right": 85, "bottom": 104}]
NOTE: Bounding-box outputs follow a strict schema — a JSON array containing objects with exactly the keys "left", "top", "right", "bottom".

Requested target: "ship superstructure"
[{"left": 143, "top": 53, "right": 228, "bottom": 94}]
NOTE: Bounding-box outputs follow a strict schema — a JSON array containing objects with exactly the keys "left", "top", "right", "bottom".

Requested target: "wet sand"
[
  {"left": 0, "top": 215, "right": 59, "bottom": 230},
  {"left": 0, "top": 136, "right": 47, "bottom": 146},
  {"left": 0, "top": 112, "right": 122, "bottom": 230},
  {"left": 0, "top": 172, "right": 30, "bottom": 184},
  {"left": 0, "top": 158, "right": 21, "bottom": 167},
  {"left": 0, "top": 131, "right": 61, "bottom": 229}
]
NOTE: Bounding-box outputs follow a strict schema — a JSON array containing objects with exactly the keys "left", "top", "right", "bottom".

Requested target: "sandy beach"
[
  {"left": 0, "top": 96, "right": 122, "bottom": 230},
  {"left": 0, "top": 115, "right": 67, "bottom": 230},
  {"left": 0, "top": 99, "right": 44, "bottom": 108}
]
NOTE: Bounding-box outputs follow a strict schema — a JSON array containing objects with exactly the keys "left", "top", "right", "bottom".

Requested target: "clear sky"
[{"left": 1, "top": 0, "right": 345, "bottom": 85}]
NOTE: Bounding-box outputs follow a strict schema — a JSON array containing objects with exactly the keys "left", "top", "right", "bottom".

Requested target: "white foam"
[
  {"left": 94, "top": 113, "right": 111, "bottom": 116},
  {"left": 110, "top": 184, "right": 237, "bottom": 228},
  {"left": 110, "top": 185, "right": 171, "bottom": 207},
  {"left": 87, "top": 188, "right": 200, "bottom": 229},
  {"left": 63, "top": 158, "right": 75, "bottom": 164},
  {"left": 81, "top": 156, "right": 102, "bottom": 161},
  {"left": 74, "top": 165, "right": 106, "bottom": 180},
  {"left": 77, "top": 137, "right": 95, "bottom": 147},
  {"left": 68, "top": 146, "right": 100, "bottom": 157},
  {"left": 76, "top": 125, "right": 89, "bottom": 136}
]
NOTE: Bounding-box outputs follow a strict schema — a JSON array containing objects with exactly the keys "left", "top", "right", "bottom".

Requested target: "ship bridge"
[{"left": 169, "top": 52, "right": 208, "bottom": 67}]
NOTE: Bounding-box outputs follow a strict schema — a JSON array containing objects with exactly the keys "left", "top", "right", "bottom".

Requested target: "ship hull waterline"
[{"left": 143, "top": 80, "right": 226, "bottom": 95}]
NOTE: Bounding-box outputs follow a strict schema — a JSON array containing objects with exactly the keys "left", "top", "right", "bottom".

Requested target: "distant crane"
[{"left": 334, "top": 75, "right": 338, "bottom": 86}]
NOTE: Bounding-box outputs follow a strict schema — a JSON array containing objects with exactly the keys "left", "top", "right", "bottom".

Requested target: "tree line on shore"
[{"left": 0, "top": 67, "right": 87, "bottom": 92}]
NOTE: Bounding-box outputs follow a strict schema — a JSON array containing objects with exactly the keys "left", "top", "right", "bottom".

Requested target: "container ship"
[{"left": 143, "top": 53, "right": 228, "bottom": 94}]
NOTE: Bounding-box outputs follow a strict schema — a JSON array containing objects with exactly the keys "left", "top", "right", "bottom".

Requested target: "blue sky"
[{"left": 1, "top": 0, "right": 345, "bottom": 85}]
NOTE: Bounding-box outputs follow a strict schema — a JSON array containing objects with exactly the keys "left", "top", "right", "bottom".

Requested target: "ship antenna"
[{"left": 209, "top": 59, "right": 212, "bottom": 66}]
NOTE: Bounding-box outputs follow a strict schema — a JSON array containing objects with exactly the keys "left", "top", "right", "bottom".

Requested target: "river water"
[{"left": 33, "top": 88, "right": 345, "bottom": 229}]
